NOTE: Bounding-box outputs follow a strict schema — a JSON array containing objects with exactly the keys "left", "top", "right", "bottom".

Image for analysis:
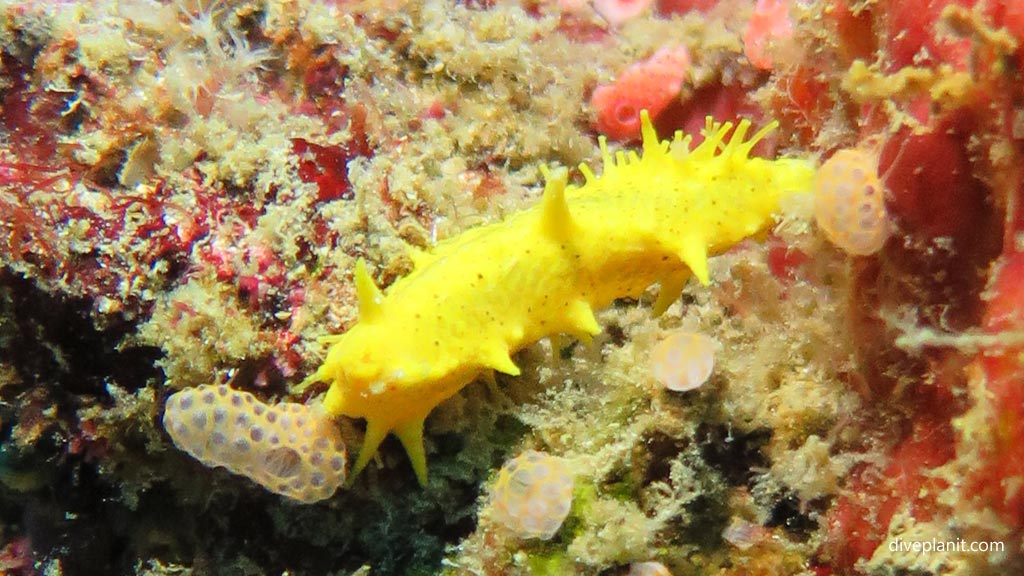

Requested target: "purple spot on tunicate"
[
  {"left": 213, "top": 408, "right": 227, "bottom": 423},
  {"left": 264, "top": 446, "right": 302, "bottom": 478},
  {"left": 254, "top": 404, "right": 266, "bottom": 416},
  {"left": 211, "top": 431, "right": 227, "bottom": 445},
  {"left": 311, "top": 453, "right": 324, "bottom": 466},
  {"left": 269, "top": 434, "right": 280, "bottom": 445},
  {"left": 267, "top": 412, "right": 277, "bottom": 424},
  {"left": 191, "top": 412, "right": 207, "bottom": 430},
  {"left": 234, "top": 438, "right": 250, "bottom": 452},
  {"left": 311, "top": 472, "right": 325, "bottom": 487},
  {"left": 250, "top": 426, "right": 264, "bottom": 442},
  {"left": 330, "top": 456, "right": 344, "bottom": 472},
  {"left": 217, "top": 385, "right": 228, "bottom": 396},
  {"left": 231, "top": 395, "right": 243, "bottom": 407},
  {"left": 179, "top": 395, "right": 193, "bottom": 410},
  {"left": 202, "top": 391, "right": 215, "bottom": 404}
]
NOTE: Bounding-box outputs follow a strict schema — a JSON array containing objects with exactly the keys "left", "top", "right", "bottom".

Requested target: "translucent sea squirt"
[
  {"left": 490, "top": 450, "right": 575, "bottom": 540},
  {"left": 650, "top": 330, "right": 717, "bottom": 392}
]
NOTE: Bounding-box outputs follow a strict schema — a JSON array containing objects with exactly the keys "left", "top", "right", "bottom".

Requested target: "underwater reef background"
[{"left": 2, "top": 0, "right": 1024, "bottom": 574}]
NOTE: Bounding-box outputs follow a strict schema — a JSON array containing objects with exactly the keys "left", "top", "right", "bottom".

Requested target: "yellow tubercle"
[{"left": 310, "top": 110, "right": 815, "bottom": 485}]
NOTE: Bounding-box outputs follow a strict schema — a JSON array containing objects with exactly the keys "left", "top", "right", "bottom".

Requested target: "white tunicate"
[
  {"left": 650, "top": 330, "right": 717, "bottom": 392},
  {"left": 490, "top": 450, "right": 575, "bottom": 540},
  {"left": 814, "top": 148, "right": 890, "bottom": 256},
  {"left": 163, "top": 384, "right": 347, "bottom": 503}
]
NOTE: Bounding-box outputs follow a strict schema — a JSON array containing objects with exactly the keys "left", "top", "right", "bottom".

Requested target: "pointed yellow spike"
[
  {"left": 296, "top": 372, "right": 321, "bottom": 392},
  {"left": 724, "top": 119, "right": 751, "bottom": 153},
  {"left": 599, "top": 135, "right": 613, "bottom": 170},
  {"left": 669, "top": 132, "right": 693, "bottom": 161},
  {"left": 652, "top": 270, "right": 691, "bottom": 316},
  {"left": 639, "top": 109, "right": 662, "bottom": 156},
  {"left": 578, "top": 163, "right": 596, "bottom": 184},
  {"left": 354, "top": 258, "right": 384, "bottom": 323},
  {"left": 395, "top": 417, "right": 429, "bottom": 486},
  {"left": 565, "top": 299, "right": 601, "bottom": 341},
  {"left": 739, "top": 120, "right": 779, "bottom": 157},
  {"left": 349, "top": 418, "right": 391, "bottom": 483},
  {"left": 694, "top": 117, "right": 730, "bottom": 159},
  {"left": 538, "top": 165, "right": 572, "bottom": 240},
  {"left": 323, "top": 381, "right": 346, "bottom": 414},
  {"left": 483, "top": 345, "right": 521, "bottom": 376},
  {"left": 678, "top": 237, "right": 710, "bottom": 285},
  {"left": 299, "top": 359, "right": 333, "bottom": 390},
  {"left": 550, "top": 333, "right": 567, "bottom": 363},
  {"left": 702, "top": 116, "right": 715, "bottom": 141}
]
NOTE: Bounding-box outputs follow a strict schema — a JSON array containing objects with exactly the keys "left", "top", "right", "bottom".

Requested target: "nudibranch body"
[{"left": 306, "top": 111, "right": 815, "bottom": 485}]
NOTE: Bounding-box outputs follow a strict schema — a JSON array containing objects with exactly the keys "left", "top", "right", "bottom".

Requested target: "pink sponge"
[
  {"left": 743, "top": 0, "right": 794, "bottom": 70},
  {"left": 164, "top": 384, "right": 347, "bottom": 503},
  {"left": 590, "top": 45, "right": 691, "bottom": 141}
]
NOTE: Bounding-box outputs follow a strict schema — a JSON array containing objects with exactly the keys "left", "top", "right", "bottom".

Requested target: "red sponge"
[{"left": 590, "top": 46, "right": 691, "bottom": 141}]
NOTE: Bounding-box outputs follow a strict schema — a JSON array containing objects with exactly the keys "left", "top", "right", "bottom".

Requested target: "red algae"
[
  {"left": 880, "top": 114, "right": 992, "bottom": 241},
  {"left": 883, "top": 0, "right": 976, "bottom": 70}
]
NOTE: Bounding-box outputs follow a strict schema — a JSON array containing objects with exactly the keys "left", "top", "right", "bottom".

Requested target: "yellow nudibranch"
[{"left": 305, "top": 111, "right": 814, "bottom": 485}]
